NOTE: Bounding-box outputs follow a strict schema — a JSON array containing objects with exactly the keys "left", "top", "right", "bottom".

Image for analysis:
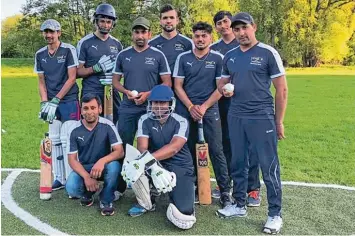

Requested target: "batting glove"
[
  {"left": 93, "top": 55, "right": 114, "bottom": 73},
  {"left": 39, "top": 101, "right": 49, "bottom": 120},
  {"left": 99, "top": 73, "right": 113, "bottom": 85},
  {"left": 150, "top": 163, "right": 176, "bottom": 193},
  {"left": 43, "top": 97, "right": 60, "bottom": 123}
]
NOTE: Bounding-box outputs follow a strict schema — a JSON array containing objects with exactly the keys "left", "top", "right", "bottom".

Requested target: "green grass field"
[{"left": 1, "top": 58, "right": 355, "bottom": 235}]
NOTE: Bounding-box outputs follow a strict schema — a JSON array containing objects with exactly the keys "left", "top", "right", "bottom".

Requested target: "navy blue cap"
[{"left": 231, "top": 12, "right": 254, "bottom": 26}]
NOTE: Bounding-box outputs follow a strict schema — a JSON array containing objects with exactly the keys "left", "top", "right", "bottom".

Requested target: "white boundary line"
[{"left": 1, "top": 170, "right": 69, "bottom": 235}]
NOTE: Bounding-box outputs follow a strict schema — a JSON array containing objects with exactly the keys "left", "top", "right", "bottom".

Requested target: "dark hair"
[
  {"left": 213, "top": 11, "right": 232, "bottom": 25},
  {"left": 192, "top": 22, "right": 213, "bottom": 34},
  {"left": 159, "top": 4, "right": 179, "bottom": 18},
  {"left": 81, "top": 93, "right": 102, "bottom": 107}
]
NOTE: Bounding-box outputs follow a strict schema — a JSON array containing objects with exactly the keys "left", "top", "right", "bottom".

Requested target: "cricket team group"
[{"left": 35, "top": 2, "right": 288, "bottom": 234}]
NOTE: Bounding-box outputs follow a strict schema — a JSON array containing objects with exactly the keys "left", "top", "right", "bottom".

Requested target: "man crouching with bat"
[{"left": 122, "top": 85, "right": 196, "bottom": 229}]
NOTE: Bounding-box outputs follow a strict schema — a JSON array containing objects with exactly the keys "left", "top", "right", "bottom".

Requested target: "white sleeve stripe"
[
  {"left": 112, "top": 46, "right": 132, "bottom": 74},
  {"left": 216, "top": 77, "right": 221, "bottom": 80},
  {"left": 76, "top": 33, "right": 94, "bottom": 58},
  {"left": 257, "top": 43, "right": 285, "bottom": 74},
  {"left": 270, "top": 72, "right": 285, "bottom": 79},
  {"left": 137, "top": 134, "right": 149, "bottom": 138},
  {"left": 111, "top": 142, "right": 122, "bottom": 147},
  {"left": 137, "top": 114, "right": 149, "bottom": 137},
  {"left": 171, "top": 114, "right": 188, "bottom": 139},
  {"left": 151, "top": 46, "right": 171, "bottom": 74},
  {"left": 61, "top": 43, "right": 79, "bottom": 66},
  {"left": 79, "top": 60, "right": 85, "bottom": 63},
  {"left": 173, "top": 134, "right": 187, "bottom": 141},
  {"left": 173, "top": 51, "right": 190, "bottom": 77},
  {"left": 210, "top": 50, "right": 224, "bottom": 59},
  {"left": 175, "top": 76, "right": 185, "bottom": 79},
  {"left": 68, "top": 151, "right": 78, "bottom": 154},
  {"left": 113, "top": 72, "right": 123, "bottom": 75},
  {"left": 97, "top": 117, "right": 122, "bottom": 143},
  {"left": 222, "top": 75, "right": 230, "bottom": 78},
  {"left": 160, "top": 72, "right": 171, "bottom": 75}
]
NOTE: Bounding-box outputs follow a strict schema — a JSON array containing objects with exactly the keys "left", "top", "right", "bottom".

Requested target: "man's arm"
[
  {"left": 38, "top": 73, "right": 48, "bottom": 102},
  {"left": 77, "top": 62, "right": 94, "bottom": 78},
  {"left": 174, "top": 79, "right": 202, "bottom": 120},
  {"left": 200, "top": 81, "right": 222, "bottom": 115},
  {"left": 160, "top": 74, "right": 172, "bottom": 87},
  {"left": 55, "top": 67, "right": 77, "bottom": 99},
  {"left": 272, "top": 75, "right": 288, "bottom": 139}
]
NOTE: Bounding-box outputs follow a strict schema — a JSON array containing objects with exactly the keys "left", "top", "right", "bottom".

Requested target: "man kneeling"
[
  {"left": 65, "top": 93, "right": 124, "bottom": 216},
  {"left": 122, "top": 85, "right": 196, "bottom": 229}
]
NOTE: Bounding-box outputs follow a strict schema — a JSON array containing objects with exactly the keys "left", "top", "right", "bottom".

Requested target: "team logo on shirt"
[
  {"left": 229, "top": 57, "right": 236, "bottom": 63},
  {"left": 42, "top": 58, "right": 47, "bottom": 63},
  {"left": 250, "top": 57, "right": 263, "bottom": 66},
  {"left": 174, "top": 43, "right": 184, "bottom": 51},
  {"left": 110, "top": 46, "right": 118, "bottom": 53},
  {"left": 205, "top": 61, "right": 216, "bottom": 69},
  {"left": 156, "top": 44, "right": 163, "bottom": 49},
  {"left": 77, "top": 136, "right": 85, "bottom": 142},
  {"left": 152, "top": 127, "right": 159, "bottom": 132},
  {"left": 57, "top": 55, "right": 66, "bottom": 63},
  {"left": 145, "top": 57, "right": 156, "bottom": 65},
  {"left": 91, "top": 45, "right": 98, "bottom": 50},
  {"left": 125, "top": 57, "right": 132, "bottom": 62}
]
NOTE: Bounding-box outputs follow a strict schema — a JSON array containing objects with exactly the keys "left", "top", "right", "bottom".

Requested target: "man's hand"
[
  {"left": 90, "top": 159, "right": 105, "bottom": 179},
  {"left": 121, "top": 159, "right": 145, "bottom": 184},
  {"left": 84, "top": 176, "right": 99, "bottom": 192},
  {"left": 126, "top": 90, "right": 137, "bottom": 100},
  {"left": 41, "top": 97, "right": 60, "bottom": 123},
  {"left": 276, "top": 123, "right": 286, "bottom": 140},
  {"left": 150, "top": 163, "right": 176, "bottom": 193},
  {"left": 222, "top": 89, "right": 234, "bottom": 97},
  {"left": 197, "top": 104, "right": 207, "bottom": 117},
  {"left": 93, "top": 55, "right": 114, "bottom": 73},
  {"left": 189, "top": 105, "right": 203, "bottom": 121},
  {"left": 38, "top": 101, "right": 48, "bottom": 120},
  {"left": 134, "top": 91, "right": 150, "bottom": 105}
]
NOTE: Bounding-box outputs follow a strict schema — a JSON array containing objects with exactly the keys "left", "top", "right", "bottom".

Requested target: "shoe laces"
[{"left": 248, "top": 190, "right": 259, "bottom": 199}]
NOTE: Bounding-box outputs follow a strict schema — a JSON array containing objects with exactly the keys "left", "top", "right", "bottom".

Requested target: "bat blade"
[
  {"left": 40, "top": 133, "right": 52, "bottom": 200},
  {"left": 104, "top": 85, "right": 113, "bottom": 122},
  {"left": 196, "top": 142, "right": 212, "bottom": 205},
  {"left": 125, "top": 144, "right": 141, "bottom": 164}
]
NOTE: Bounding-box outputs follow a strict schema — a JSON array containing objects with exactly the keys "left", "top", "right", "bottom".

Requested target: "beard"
[
  {"left": 135, "top": 39, "right": 146, "bottom": 47},
  {"left": 162, "top": 25, "right": 175, "bottom": 33}
]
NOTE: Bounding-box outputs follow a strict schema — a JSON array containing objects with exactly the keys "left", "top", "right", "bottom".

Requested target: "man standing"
[
  {"left": 35, "top": 19, "right": 80, "bottom": 190},
  {"left": 112, "top": 17, "right": 171, "bottom": 195},
  {"left": 66, "top": 93, "right": 124, "bottom": 216},
  {"left": 121, "top": 85, "right": 196, "bottom": 229},
  {"left": 77, "top": 3, "right": 123, "bottom": 124},
  {"left": 173, "top": 22, "right": 232, "bottom": 207},
  {"left": 216, "top": 13, "right": 288, "bottom": 234},
  {"left": 149, "top": 4, "right": 193, "bottom": 80}
]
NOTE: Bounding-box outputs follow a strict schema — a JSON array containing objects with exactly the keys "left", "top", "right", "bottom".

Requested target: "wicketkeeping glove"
[
  {"left": 121, "top": 150, "right": 157, "bottom": 185},
  {"left": 93, "top": 55, "right": 114, "bottom": 73},
  {"left": 150, "top": 163, "right": 176, "bottom": 193},
  {"left": 99, "top": 73, "right": 113, "bottom": 85},
  {"left": 42, "top": 97, "right": 60, "bottom": 123}
]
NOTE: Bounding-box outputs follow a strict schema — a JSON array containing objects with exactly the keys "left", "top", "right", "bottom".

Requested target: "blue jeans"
[{"left": 65, "top": 161, "right": 121, "bottom": 204}]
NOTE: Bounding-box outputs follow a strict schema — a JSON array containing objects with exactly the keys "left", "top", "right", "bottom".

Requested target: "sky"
[{"left": 1, "top": 0, "right": 27, "bottom": 20}]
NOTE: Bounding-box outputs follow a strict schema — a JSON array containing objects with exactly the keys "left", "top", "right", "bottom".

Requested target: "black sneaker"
[
  {"left": 100, "top": 201, "right": 115, "bottom": 216},
  {"left": 219, "top": 192, "right": 233, "bottom": 208},
  {"left": 80, "top": 195, "right": 94, "bottom": 207}
]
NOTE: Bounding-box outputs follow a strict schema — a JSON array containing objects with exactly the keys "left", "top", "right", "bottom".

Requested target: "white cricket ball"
[
  {"left": 223, "top": 83, "right": 234, "bottom": 92},
  {"left": 131, "top": 90, "right": 138, "bottom": 97}
]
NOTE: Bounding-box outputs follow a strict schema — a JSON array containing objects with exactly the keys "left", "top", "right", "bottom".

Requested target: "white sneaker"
[
  {"left": 114, "top": 190, "right": 124, "bottom": 201},
  {"left": 216, "top": 204, "right": 247, "bottom": 218},
  {"left": 263, "top": 216, "right": 283, "bottom": 234}
]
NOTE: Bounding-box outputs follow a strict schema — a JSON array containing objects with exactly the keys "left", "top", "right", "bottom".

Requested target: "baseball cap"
[
  {"left": 132, "top": 17, "right": 150, "bottom": 30},
  {"left": 40, "top": 19, "right": 61, "bottom": 31},
  {"left": 231, "top": 12, "right": 254, "bottom": 26}
]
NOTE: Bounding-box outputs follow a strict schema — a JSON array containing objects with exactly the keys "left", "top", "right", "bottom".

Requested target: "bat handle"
[{"left": 197, "top": 119, "right": 205, "bottom": 143}]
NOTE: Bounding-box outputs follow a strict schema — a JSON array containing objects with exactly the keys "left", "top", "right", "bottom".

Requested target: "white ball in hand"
[
  {"left": 223, "top": 83, "right": 234, "bottom": 92},
  {"left": 131, "top": 90, "right": 138, "bottom": 97}
]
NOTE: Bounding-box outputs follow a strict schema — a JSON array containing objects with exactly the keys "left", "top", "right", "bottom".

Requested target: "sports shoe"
[
  {"left": 219, "top": 192, "right": 233, "bottom": 208},
  {"left": 68, "top": 195, "right": 79, "bottom": 199},
  {"left": 100, "top": 201, "right": 115, "bottom": 216},
  {"left": 128, "top": 203, "right": 156, "bottom": 217},
  {"left": 247, "top": 190, "right": 261, "bottom": 207},
  {"left": 52, "top": 180, "right": 64, "bottom": 190},
  {"left": 114, "top": 190, "right": 124, "bottom": 201},
  {"left": 216, "top": 204, "right": 247, "bottom": 218},
  {"left": 212, "top": 186, "right": 221, "bottom": 199},
  {"left": 194, "top": 194, "right": 199, "bottom": 204},
  {"left": 263, "top": 216, "right": 283, "bottom": 234},
  {"left": 80, "top": 195, "right": 94, "bottom": 207}
]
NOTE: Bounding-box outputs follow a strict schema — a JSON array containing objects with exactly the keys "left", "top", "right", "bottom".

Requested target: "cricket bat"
[
  {"left": 40, "top": 132, "right": 52, "bottom": 200},
  {"left": 104, "top": 85, "right": 113, "bottom": 122},
  {"left": 196, "top": 119, "right": 212, "bottom": 205}
]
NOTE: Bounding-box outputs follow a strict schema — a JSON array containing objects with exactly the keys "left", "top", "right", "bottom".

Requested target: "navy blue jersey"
[
  {"left": 149, "top": 34, "right": 193, "bottom": 72},
  {"left": 210, "top": 38, "right": 239, "bottom": 55},
  {"left": 34, "top": 42, "right": 79, "bottom": 102},
  {"left": 68, "top": 117, "right": 122, "bottom": 165},
  {"left": 222, "top": 42, "right": 285, "bottom": 119},
  {"left": 113, "top": 46, "right": 171, "bottom": 114},
  {"left": 137, "top": 113, "right": 193, "bottom": 168},
  {"left": 77, "top": 33, "right": 123, "bottom": 94},
  {"left": 173, "top": 50, "right": 223, "bottom": 117}
]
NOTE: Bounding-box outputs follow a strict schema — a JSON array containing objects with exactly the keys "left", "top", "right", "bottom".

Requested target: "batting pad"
[
  {"left": 132, "top": 174, "right": 153, "bottom": 210},
  {"left": 49, "top": 120, "right": 65, "bottom": 184},
  {"left": 166, "top": 203, "right": 196, "bottom": 230},
  {"left": 60, "top": 120, "right": 77, "bottom": 180}
]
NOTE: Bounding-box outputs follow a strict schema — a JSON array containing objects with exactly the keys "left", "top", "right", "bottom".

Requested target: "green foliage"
[{"left": 1, "top": 0, "right": 355, "bottom": 66}]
